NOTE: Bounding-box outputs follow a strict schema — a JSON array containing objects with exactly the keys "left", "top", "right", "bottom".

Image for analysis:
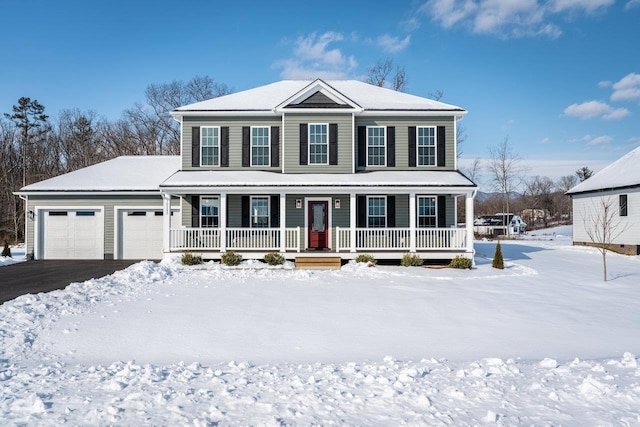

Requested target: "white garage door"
[
  {"left": 42, "top": 210, "right": 103, "bottom": 259},
  {"left": 119, "top": 210, "right": 177, "bottom": 260}
]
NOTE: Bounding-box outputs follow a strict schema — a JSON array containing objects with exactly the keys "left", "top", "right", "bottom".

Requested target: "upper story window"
[
  {"left": 251, "top": 196, "right": 270, "bottom": 228},
  {"left": 620, "top": 194, "right": 628, "bottom": 216},
  {"left": 417, "top": 127, "right": 436, "bottom": 166},
  {"left": 309, "top": 123, "right": 328, "bottom": 164},
  {"left": 417, "top": 196, "right": 437, "bottom": 227},
  {"left": 201, "top": 196, "right": 219, "bottom": 227},
  {"left": 201, "top": 127, "right": 220, "bottom": 166},
  {"left": 367, "top": 126, "right": 386, "bottom": 166},
  {"left": 251, "top": 127, "right": 270, "bottom": 166},
  {"left": 367, "top": 196, "right": 386, "bottom": 228}
]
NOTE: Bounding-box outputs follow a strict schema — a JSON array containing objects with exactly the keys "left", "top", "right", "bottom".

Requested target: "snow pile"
[
  {"left": 0, "top": 244, "right": 26, "bottom": 267},
  {"left": 1, "top": 226, "right": 640, "bottom": 424}
]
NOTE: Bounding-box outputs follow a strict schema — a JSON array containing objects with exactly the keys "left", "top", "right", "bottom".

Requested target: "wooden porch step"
[{"left": 295, "top": 256, "right": 342, "bottom": 269}]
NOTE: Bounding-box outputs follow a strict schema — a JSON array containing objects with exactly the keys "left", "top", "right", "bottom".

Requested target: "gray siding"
[
  {"left": 27, "top": 194, "right": 178, "bottom": 259},
  {"left": 182, "top": 116, "right": 282, "bottom": 171},
  {"left": 283, "top": 113, "right": 353, "bottom": 173},
  {"left": 355, "top": 116, "right": 457, "bottom": 171}
]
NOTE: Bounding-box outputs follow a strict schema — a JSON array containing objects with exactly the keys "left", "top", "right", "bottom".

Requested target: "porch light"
[
  {"left": 296, "top": 199, "right": 302, "bottom": 209},
  {"left": 334, "top": 199, "right": 341, "bottom": 209}
]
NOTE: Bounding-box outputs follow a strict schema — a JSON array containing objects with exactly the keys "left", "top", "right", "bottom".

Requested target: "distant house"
[
  {"left": 473, "top": 213, "right": 526, "bottom": 236},
  {"left": 16, "top": 79, "right": 477, "bottom": 262},
  {"left": 567, "top": 146, "right": 640, "bottom": 255}
]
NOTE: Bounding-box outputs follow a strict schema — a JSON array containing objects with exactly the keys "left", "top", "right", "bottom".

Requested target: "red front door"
[{"left": 308, "top": 201, "right": 328, "bottom": 250}]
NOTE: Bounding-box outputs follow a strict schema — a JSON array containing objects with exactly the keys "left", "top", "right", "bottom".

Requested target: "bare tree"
[
  {"left": 487, "top": 136, "right": 524, "bottom": 237},
  {"left": 365, "top": 59, "right": 407, "bottom": 91},
  {"left": 461, "top": 158, "right": 482, "bottom": 184},
  {"left": 555, "top": 175, "right": 578, "bottom": 222},
  {"left": 427, "top": 89, "right": 444, "bottom": 101},
  {"left": 522, "top": 176, "right": 554, "bottom": 227},
  {"left": 583, "top": 196, "right": 629, "bottom": 281}
]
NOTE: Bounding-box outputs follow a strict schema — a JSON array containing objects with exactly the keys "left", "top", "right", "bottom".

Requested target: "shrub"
[
  {"left": 401, "top": 253, "right": 423, "bottom": 267},
  {"left": 221, "top": 251, "right": 243, "bottom": 266},
  {"left": 264, "top": 252, "right": 285, "bottom": 266},
  {"left": 2, "top": 240, "right": 11, "bottom": 258},
  {"left": 181, "top": 251, "right": 203, "bottom": 266},
  {"left": 492, "top": 241, "right": 504, "bottom": 269},
  {"left": 449, "top": 256, "right": 472, "bottom": 269},
  {"left": 355, "top": 254, "right": 377, "bottom": 265}
]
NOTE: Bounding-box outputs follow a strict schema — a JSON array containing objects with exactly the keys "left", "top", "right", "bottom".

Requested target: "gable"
[{"left": 285, "top": 91, "right": 352, "bottom": 109}]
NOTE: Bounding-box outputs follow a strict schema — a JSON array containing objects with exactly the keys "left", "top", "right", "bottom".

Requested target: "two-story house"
[{"left": 17, "top": 79, "right": 477, "bottom": 263}]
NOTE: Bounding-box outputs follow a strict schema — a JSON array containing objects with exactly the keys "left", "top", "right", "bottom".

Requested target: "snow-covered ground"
[
  {"left": 0, "top": 244, "right": 26, "bottom": 267},
  {"left": 1, "top": 226, "right": 639, "bottom": 425}
]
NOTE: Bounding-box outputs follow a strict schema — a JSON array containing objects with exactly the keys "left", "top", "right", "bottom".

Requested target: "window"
[
  {"left": 367, "top": 126, "right": 386, "bottom": 166},
  {"left": 201, "top": 197, "right": 219, "bottom": 227},
  {"left": 417, "top": 127, "right": 436, "bottom": 166},
  {"left": 620, "top": 194, "right": 628, "bottom": 216},
  {"left": 251, "top": 127, "right": 270, "bottom": 166},
  {"left": 309, "top": 123, "right": 328, "bottom": 164},
  {"left": 367, "top": 196, "right": 386, "bottom": 228},
  {"left": 201, "top": 127, "right": 220, "bottom": 166},
  {"left": 418, "top": 196, "right": 437, "bottom": 227},
  {"left": 251, "top": 196, "right": 269, "bottom": 228},
  {"left": 76, "top": 211, "right": 96, "bottom": 217}
]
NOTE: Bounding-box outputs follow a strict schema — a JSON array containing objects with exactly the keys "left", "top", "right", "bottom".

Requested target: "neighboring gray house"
[
  {"left": 17, "top": 79, "right": 478, "bottom": 262},
  {"left": 567, "top": 146, "right": 640, "bottom": 255}
]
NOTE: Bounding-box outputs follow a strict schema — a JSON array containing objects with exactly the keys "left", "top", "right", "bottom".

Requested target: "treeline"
[{"left": 0, "top": 76, "right": 230, "bottom": 242}]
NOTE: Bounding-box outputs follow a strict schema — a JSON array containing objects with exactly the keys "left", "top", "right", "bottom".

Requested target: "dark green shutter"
[
  {"left": 387, "top": 126, "right": 395, "bottom": 167},
  {"left": 300, "top": 124, "right": 308, "bottom": 165},
  {"left": 192, "top": 127, "right": 200, "bottom": 167},
  {"left": 271, "top": 126, "right": 279, "bottom": 167},
  {"left": 242, "top": 127, "right": 250, "bottom": 167},
  {"left": 357, "top": 126, "right": 366, "bottom": 168},
  {"left": 357, "top": 196, "right": 366, "bottom": 227},
  {"left": 191, "top": 196, "right": 200, "bottom": 227},
  {"left": 241, "top": 196, "right": 250, "bottom": 227},
  {"left": 270, "top": 195, "right": 280, "bottom": 227},
  {"left": 437, "top": 195, "right": 446, "bottom": 227},
  {"left": 437, "top": 126, "right": 446, "bottom": 167},
  {"left": 387, "top": 196, "right": 395, "bottom": 227},
  {"left": 221, "top": 126, "right": 229, "bottom": 167},
  {"left": 408, "top": 126, "right": 416, "bottom": 167},
  {"left": 329, "top": 123, "right": 338, "bottom": 165}
]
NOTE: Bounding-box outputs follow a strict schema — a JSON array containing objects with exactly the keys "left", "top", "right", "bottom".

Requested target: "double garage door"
[{"left": 39, "top": 208, "right": 176, "bottom": 260}]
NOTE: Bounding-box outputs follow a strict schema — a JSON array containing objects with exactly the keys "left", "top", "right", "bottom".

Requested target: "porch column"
[
  {"left": 465, "top": 190, "right": 476, "bottom": 263},
  {"left": 280, "top": 192, "right": 286, "bottom": 253},
  {"left": 349, "top": 192, "right": 356, "bottom": 252},
  {"left": 220, "top": 192, "right": 227, "bottom": 252},
  {"left": 409, "top": 192, "right": 416, "bottom": 252},
  {"left": 162, "top": 192, "right": 171, "bottom": 254}
]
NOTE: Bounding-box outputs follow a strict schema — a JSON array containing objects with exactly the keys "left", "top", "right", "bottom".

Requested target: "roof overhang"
[{"left": 275, "top": 79, "right": 363, "bottom": 113}]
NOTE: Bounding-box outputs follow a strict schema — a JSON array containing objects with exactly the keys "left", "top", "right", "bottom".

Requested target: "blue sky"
[{"left": 2, "top": 0, "right": 639, "bottom": 187}]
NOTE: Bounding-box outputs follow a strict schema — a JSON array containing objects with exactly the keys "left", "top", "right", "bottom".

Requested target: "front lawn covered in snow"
[{"left": 1, "top": 226, "right": 639, "bottom": 425}]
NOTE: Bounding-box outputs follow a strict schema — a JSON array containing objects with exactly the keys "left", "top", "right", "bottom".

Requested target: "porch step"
[{"left": 295, "top": 256, "right": 342, "bottom": 269}]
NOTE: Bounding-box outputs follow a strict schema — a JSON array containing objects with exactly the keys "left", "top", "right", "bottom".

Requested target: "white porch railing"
[
  {"left": 170, "top": 227, "right": 300, "bottom": 252},
  {"left": 336, "top": 227, "right": 467, "bottom": 251}
]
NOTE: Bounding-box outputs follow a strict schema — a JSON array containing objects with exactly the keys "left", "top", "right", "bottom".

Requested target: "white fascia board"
[
  {"left": 160, "top": 185, "right": 476, "bottom": 195},
  {"left": 278, "top": 107, "right": 361, "bottom": 114},
  {"left": 171, "top": 110, "right": 280, "bottom": 118},
  {"left": 15, "top": 191, "right": 163, "bottom": 197},
  {"left": 358, "top": 110, "right": 467, "bottom": 118}
]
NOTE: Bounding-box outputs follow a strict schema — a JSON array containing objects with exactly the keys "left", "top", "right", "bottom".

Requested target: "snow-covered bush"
[
  {"left": 449, "top": 256, "right": 472, "bottom": 269},
  {"left": 355, "top": 254, "right": 377, "bottom": 265},
  {"left": 264, "top": 252, "right": 285, "bottom": 266},
  {"left": 401, "top": 253, "right": 423, "bottom": 267},
  {"left": 181, "top": 251, "right": 203, "bottom": 265},
  {"left": 221, "top": 251, "right": 242, "bottom": 266},
  {"left": 492, "top": 241, "right": 504, "bottom": 269},
  {"left": 2, "top": 240, "right": 11, "bottom": 258}
]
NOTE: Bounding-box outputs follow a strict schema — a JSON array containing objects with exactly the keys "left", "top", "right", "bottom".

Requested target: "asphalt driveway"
[{"left": 0, "top": 260, "right": 141, "bottom": 304}]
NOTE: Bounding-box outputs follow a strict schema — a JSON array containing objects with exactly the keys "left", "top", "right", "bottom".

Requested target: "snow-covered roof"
[
  {"left": 18, "top": 156, "right": 180, "bottom": 193},
  {"left": 173, "top": 79, "right": 465, "bottom": 114},
  {"left": 567, "top": 146, "right": 640, "bottom": 195},
  {"left": 160, "top": 170, "right": 476, "bottom": 192}
]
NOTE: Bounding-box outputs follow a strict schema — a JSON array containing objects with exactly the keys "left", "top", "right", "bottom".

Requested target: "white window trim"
[
  {"left": 417, "top": 196, "right": 437, "bottom": 228},
  {"left": 366, "top": 195, "right": 387, "bottom": 228},
  {"left": 366, "top": 126, "right": 386, "bottom": 167},
  {"left": 308, "top": 123, "right": 329, "bottom": 165},
  {"left": 250, "top": 196, "right": 270, "bottom": 228},
  {"left": 250, "top": 126, "right": 271, "bottom": 167},
  {"left": 417, "top": 126, "right": 437, "bottom": 167},
  {"left": 200, "top": 196, "right": 220, "bottom": 228},
  {"left": 200, "top": 126, "right": 221, "bottom": 167}
]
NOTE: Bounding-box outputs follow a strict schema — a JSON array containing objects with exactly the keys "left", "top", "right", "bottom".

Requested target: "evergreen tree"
[
  {"left": 575, "top": 166, "right": 594, "bottom": 183},
  {"left": 492, "top": 241, "right": 504, "bottom": 269},
  {"left": 2, "top": 240, "right": 11, "bottom": 257}
]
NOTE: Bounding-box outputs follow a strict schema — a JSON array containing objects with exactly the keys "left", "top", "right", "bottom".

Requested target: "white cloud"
[
  {"left": 376, "top": 34, "right": 411, "bottom": 53},
  {"left": 610, "top": 72, "right": 640, "bottom": 102},
  {"left": 540, "top": 137, "right": 551, "bottom": 144},
  {"left": 584, "top": 135, "right": 613, "bottom": 146},
  {"left": 277, "top": 32, "right": 357, "bottom": 80},
  {"left": 420, "top": 0, "right": 614, "bottom": 38},
  {"left": 625, "top": 0, "right": 640, "bottom": 9},
  {"left": 564, "top": 100, "right": 629, "bottom": 120},
  {"left": 598, "top": 80, "right": 611, "bottom": 88}
]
